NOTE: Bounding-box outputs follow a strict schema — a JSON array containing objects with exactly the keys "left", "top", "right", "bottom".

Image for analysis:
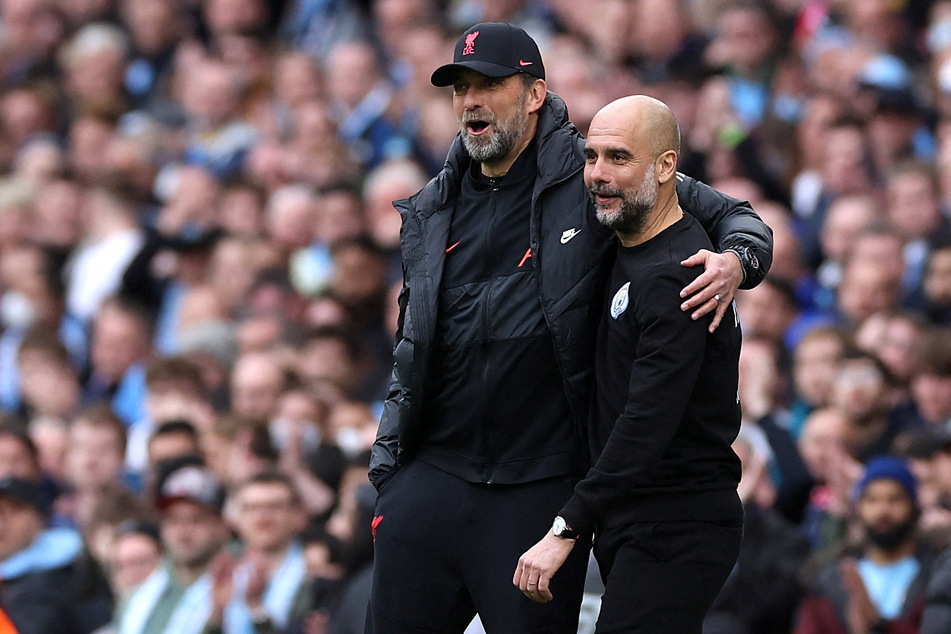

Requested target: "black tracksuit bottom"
[
  {"left": 592, "top": 516, "right": 743, "bottom": 633},
  {"left": 366, "top": 460, "right": 590, "bottom": 633}
]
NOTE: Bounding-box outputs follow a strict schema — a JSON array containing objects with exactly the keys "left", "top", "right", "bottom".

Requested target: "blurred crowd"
[{"left": 1, "top": 0, "right": 951, "bottom": 633}]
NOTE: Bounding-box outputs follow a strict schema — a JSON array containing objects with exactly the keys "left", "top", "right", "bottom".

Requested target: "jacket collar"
[{"left": 407, "top": 91, "right": 580, "bottom": 220}]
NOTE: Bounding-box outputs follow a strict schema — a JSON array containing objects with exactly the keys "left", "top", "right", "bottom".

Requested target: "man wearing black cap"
[
  {"left": 0, "top": 476, "right": 111, "bottom": 634},
  {"left": 368, "top": 21, "right": 773, "bottom": 632}
]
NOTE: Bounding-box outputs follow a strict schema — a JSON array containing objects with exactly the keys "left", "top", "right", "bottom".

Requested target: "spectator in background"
[
  {"left": 796, "top": 116, "right": 877, "bottom": 270},
  {"left": 297, "top": 326, "right": 378, "bottom": 405},
  {"left": 65, "top": 184, "right": 144, "bottom": 326},
  {"left": 0, "top": 247, "right": 85, "bottom": 415},
  {"left": 739, "top": 336, "right": 814, "bottom": 524},
  {"left": 0, "top": 83, "right": 61, "bottom": 151},
  {"left": 908, "top": 328, "right": 951, "bottom": 429},
  {"left": 893, "top": 428, "right": 951, "bottom": 538},
  {"left": 884, "top": 160, "right": 951, "bottom": 307},
  {"left": 361, "top": 158, "right": 429, "bottom": 271},
  {"left": 0, "top": 424, "right": 42, "bottom": 482},
  {"left": 30, "top": 175, "right": 86, "bottom": 269},
  {"left": 795, "top": 456, "right": 934, "bottom": 634},
  {"left": 117, "top": 458, "right": 228, "bottom": 634},
  {"left": 836, "top": 250, "right": 903, "bottom": 329},
  {"left": 120, "top": 0, "right": 190, "bottom": 110},
  {"left": 324, "top": 40, "right": 407, "bottom": 171},
  {"left": 0, "top": 476, "right": 112, "bottom": 634},
  {"left": 13, "top": 325, "right": 82, "bottom": 424},
  {"left": 108, "top": 520, "right": 162, "bottom": 601},
  {"left": 264, "top": 184, "right": 318, "bottom": 268},
  {"left": 147, "top": 421, "right": 202, "bottom": 471},
  {"left": 121, "top": 165, "right": 223, "bottom": 355},
  {"left": 228, "top": 350, "right": 286, "bottom": 420},
  {"left": 815, "top": 193, "right": 882, "bottom": 301},
  {"left": 735, "top": 276, "right": 799, "bottom": 352},
  {"left": 279, "top": 0, "right": 368, "bottom": 61},
  {"left": 271, "top": 386, "right": 342, "bottom": 517},
  {"left": 207, "top": 472, "right": 310, "bottom": 632},
  {"left": 174, "top": 57, "right": 258, "bottom": 180},
  {"left": 828, "top": 350, "right": 905, "bottom": 462},
  {"left": 859, "top": 312, "right": 926, "bottom": 400},
  {"left": 58, "top": 23, "right": 130, "bottom": 118},
  {"left": 82, "top": 297, "right": 153, "bottom": 426},
  {"left": 204, "top": 235, "right": 278, "bottom": 316},
  {"left": 923, "top": 241, "right": 951, "bottom": 325},
  {"left": 797, "top": 406, "right": 862, "bottom": 551},
  {"left": 126, "top": 356, "right": 212, "bottom": 477},
  {"left": 62, "top": 405, "right": 131, "bottom": 529},
  {"left": 790, "top": 326, "right": 852, "bottom": 435},
  {"left": 83, "top": 485, "right": 152, "bottom": 582}
]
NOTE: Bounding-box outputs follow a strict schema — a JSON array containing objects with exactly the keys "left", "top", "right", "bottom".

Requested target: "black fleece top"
[
  {"left": 418, "top": 141, "right": 577, "bottom": 484},
  {"left": 559, "top": 214, "right": 743, "bottom": 534}
]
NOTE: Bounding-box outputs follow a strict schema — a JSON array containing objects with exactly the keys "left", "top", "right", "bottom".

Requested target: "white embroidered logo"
[
  {"left": 560, "top": 228, "right": 581, "bottom": 244},
  {"left": 610, "top": 282, "right": 630, "bottom": 319}
]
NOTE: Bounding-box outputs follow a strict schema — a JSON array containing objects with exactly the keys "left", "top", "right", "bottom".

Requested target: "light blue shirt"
[{"left": 857, "top": 555, "right": 920, "bottom": 619}]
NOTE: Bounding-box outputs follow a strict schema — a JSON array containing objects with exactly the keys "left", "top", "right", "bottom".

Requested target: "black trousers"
[
  {"left": 592, "top": 517, "right": 743, "bottom": 634},
  {"left": 366, "top": 460, "right": 590, "bottom": 633}
]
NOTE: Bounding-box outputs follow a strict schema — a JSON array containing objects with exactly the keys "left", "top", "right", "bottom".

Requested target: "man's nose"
[
  {"left": 587, "top": 158, "right": 607, "bottom": 183},
  {"left": 462, "top": 88, "right": 484, "bottom": 110}
]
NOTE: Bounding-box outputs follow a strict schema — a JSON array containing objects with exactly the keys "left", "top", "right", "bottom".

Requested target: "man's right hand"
[{"left": 513, "top": 533, "right": 576, "bottom": 603}]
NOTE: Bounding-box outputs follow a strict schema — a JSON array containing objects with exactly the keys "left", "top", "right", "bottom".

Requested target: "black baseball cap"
[
  {"left": 0, "top": 476, "right": 49, "bottom": 516},
  {"left": 431, "top": 22, "right": 545, "bottom": 87}
]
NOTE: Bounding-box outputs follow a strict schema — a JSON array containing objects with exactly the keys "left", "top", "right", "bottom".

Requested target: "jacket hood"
[{"left": 0, "top": 527, "right": 83, "bottom": 580}]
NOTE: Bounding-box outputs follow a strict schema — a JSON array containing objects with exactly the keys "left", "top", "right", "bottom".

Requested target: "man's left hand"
[
  {"left": 679, "top": 249, "right": 743, "bottom": 332},
  {"left": 513, "top": 533, "right": 575, "bottom": 603}
]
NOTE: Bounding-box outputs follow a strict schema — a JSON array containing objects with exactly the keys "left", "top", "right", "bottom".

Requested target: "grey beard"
[
  {"left": 592, "top": 163, "right": 658, "bottom": 236},
  {"left": 461, "top": 94, "right": 528, "bottom": 164},
  {"left": 596, "top": 198, "right": 651, "bottom": 236}
]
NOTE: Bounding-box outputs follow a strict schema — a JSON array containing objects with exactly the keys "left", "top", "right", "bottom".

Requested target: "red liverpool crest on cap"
[{"left": 462, "top": 31, "right": 479, "bottom": 55}]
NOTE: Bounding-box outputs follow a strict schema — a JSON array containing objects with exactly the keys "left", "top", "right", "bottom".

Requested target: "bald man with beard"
[{"left": 515, "top": 96, "right": 744, "bottom": 633}]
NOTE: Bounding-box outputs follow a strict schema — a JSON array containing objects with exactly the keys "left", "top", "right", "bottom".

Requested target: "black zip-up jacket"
[{"left": 368, "top": 92, "right": 773, "bottom": 489}]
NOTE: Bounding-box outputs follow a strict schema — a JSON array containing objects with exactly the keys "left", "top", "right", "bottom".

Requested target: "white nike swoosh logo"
[{"left": 560, "top": 228, "right": 581, "bottom": 244}]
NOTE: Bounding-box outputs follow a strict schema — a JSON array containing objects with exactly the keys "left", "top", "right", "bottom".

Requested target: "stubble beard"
[
  {"left": 461, "top": 91, "right": 529, "bottom": 164},
  {"left": 591, "top": 162, "right": 658, "bottom": 237}
]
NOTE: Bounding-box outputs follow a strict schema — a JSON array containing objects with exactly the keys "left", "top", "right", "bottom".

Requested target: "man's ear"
[
  {"left": 656, "top": 150, "right": 678, "bottom": 184},
  {"left": 527, "top": 79, "right": 547, "bottom": 114}
]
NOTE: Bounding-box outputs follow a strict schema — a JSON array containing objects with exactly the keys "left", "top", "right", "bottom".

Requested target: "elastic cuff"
[
  {"left": 558, "top": 495, "right": 596, "bottom": 536},
  {"left": 723, "top": 248, "right": 747, "bottom": 285}
]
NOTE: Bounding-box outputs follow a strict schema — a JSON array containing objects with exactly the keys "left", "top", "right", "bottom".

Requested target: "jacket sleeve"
[
  {"left": 368, "top": 283, "right": 408, "bottom": 490},
  {"left": 674, "top": 173, "right": 773, "bottom": 289}
]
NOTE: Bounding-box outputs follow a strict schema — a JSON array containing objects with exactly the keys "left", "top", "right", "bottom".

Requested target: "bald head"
[
  {"left": 589, "top": 95, "right": 681, "bottom": 159},
  {"left": 584, "top": 95, "right": 682, "bottom": 242}
]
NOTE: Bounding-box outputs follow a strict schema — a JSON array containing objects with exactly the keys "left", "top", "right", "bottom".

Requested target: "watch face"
[{"left": 553, "top": 516, "right": 567, "bottom": 534}]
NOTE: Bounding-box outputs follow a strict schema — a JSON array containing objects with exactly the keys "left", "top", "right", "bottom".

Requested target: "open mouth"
[
  {"left": 589, "top": 186, "right": 621, "bottom": 206},
  {"left": 467, "top": 120, "right": 490, "bottom": 135}
]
